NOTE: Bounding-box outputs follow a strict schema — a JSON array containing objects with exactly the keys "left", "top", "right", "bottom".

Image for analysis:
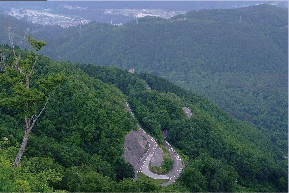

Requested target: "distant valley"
[
  {"left": 0, "top": 2, "right": 287, "bottom": 192},
  {"left": 0, "top": 3, "right": 286, "bottom": 153}
]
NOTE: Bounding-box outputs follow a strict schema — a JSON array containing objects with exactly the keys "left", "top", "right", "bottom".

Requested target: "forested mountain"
[
  {"left": 33, "top": 4, "right": 287, "bottom": 153},
  {"left": 0, "top": 45, "right": 287, "bottom": 192},
  {"left": 0, "top": 5, "right": 287, "bottom": 152},
  {"left": 0, "top": 14, "right": 63, "bottom": 52},
  {"left": 0, "top": 3, "right": 287, "bottom": 192}
]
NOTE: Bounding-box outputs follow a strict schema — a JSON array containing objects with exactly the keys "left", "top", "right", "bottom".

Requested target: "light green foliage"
[
  {"left": 161, "top": 157, "right": 174, "bottom": 173},
  {"left": 0, "top": 54, "right": 138, "bottom": 191},
  {"left": 0, "top": 139, "right": 54, "bottom": 192},
  {"left": 0, "top": 37, "right": 65, "bottom": 168},
  {"left": 62, "top": 165, "right": 116, "bottom": 192},
  {"left": 6, "top": 59, "right": 137, "bottom": 184},
  {"left": 22, "top": 157, "right": 64, "bottom": 188},
  {"left": 27, "top": 36, "right": 46, "bottom": 51},
  {"left": 0, "top": 37, "right": 64, "bottom": 118},
  {"left": 116, "top": 176, "right": 165, "bottom": 192}
]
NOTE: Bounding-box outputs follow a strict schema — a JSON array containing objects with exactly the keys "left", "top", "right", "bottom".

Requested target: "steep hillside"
[
  {"left": 80, "top": 63, "right": 288, "bottom": 192},
  {"left": 33, "top": 4, "right": 287, "bottom": 153},
  {"left": 0, "top": 5, "right": 287, "bottom": 153},
  {"left": 0, "top": 46, "right": 135, "bottom": 191},
  {"left": 1, "top": 45, "right": 287, "bottom": 192}
]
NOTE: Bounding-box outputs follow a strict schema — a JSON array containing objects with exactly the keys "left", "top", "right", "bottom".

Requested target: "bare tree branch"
[
  {"left": 28, "top": 96, "right": 50, "bottom": 132},
  {"left": 6, "top": 22, "right": 27, "bottom": 75},
  {"left": 28, "top": 55, "right": 38, "bottom": 77},
  {"left": 6, "top": 23, "right": 16, "bottom": 57},
  {"left": 5, "top": 26, "right": 56, "bottom": 168},
  {"left": 0, "top": 52, "right": 6, "bottom": 73}
]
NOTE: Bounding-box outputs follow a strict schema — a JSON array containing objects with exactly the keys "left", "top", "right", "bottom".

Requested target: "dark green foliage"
[
  {"left": 180, "top": 153, "right": 239, "bottom": 192},
  {"left": 76, "top": 60, "right": 287, "bottom": 192},
  {"left": 0, "top": 6, "right": 288, "bottom": 189},
  {"left": 77, "top": 64, "right": 147, "bottom": 95},
  {"left": 28, "top": 62, "right": 136, "bottom": 182},
  {"left": 114, "top": 157, "right": 135, "bottom": 182},
  {"left": 161, "top": 157, "right": 174, "bottom": 174},
  {"left": 0, "top": 46, "right": 138, "bottom": 191},
  {"left": 34, "top": 4, "right": 287, "bottom": 155},
  {"left": 0, "top": 49, "right": 287, "bottom": 191},
  {"left": 128, "top": 90, "right": 185, "bottom": 143},
  {"left": 137, "top": 16, "right": 167, "bottom": 23},
  {"left": 3, "top": 6, "right": 286, "bottom": 151}
]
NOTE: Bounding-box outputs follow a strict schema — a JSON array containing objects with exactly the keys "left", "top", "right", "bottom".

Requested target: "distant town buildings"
[
  {"left": 7, "top": 8, "right": 90, "bottom": 28},
  {"left": 5, "top": 5, "right": 186, "bottom": 28},
  {"left": 104, "top": 8, "right": 185, "bottom": 19}
]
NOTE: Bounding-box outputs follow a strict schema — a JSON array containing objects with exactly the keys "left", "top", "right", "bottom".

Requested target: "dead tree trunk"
[{"left": 13, "top": 118, "right": 31, "bottom": 167}]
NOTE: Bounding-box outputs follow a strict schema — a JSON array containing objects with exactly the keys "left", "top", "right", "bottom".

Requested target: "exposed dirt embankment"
[
  {"left": 150, "top": 147, "right": 163, "bottom": 167},
  {"left": 123, "top": 130, "right": 147, "bottom": 167},
  {"left": 123, "top": 101, "right": 184, "bottom": 185}
]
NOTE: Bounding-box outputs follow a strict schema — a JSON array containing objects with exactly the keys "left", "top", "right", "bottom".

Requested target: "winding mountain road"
[{"left": 125, "top": 101, "right": 184, "bottom": 186}]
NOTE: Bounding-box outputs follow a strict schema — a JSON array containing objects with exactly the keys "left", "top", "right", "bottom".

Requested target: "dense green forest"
[
  {"left": 21, "top": 4, "right": 286, "bottom": 154},
  {"left": 0, "top": 45, "right": 287, "bottom": 192},
  {"left": 0, "top": 4, "right": 287, "bottom": 153},
  {"left": 0, "top": 4, "right": 288, "bottom": 192},
  {"left": 80, "top": 63, "right": 288, "bottom": 192}
]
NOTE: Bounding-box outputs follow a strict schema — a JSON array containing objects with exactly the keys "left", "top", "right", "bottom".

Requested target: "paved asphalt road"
[
  {"left": 160, "top": 141, "right": 184, "bottom": 186},
  {"left": 125, "top": 101, "right": 184, "bottom": 186}
]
